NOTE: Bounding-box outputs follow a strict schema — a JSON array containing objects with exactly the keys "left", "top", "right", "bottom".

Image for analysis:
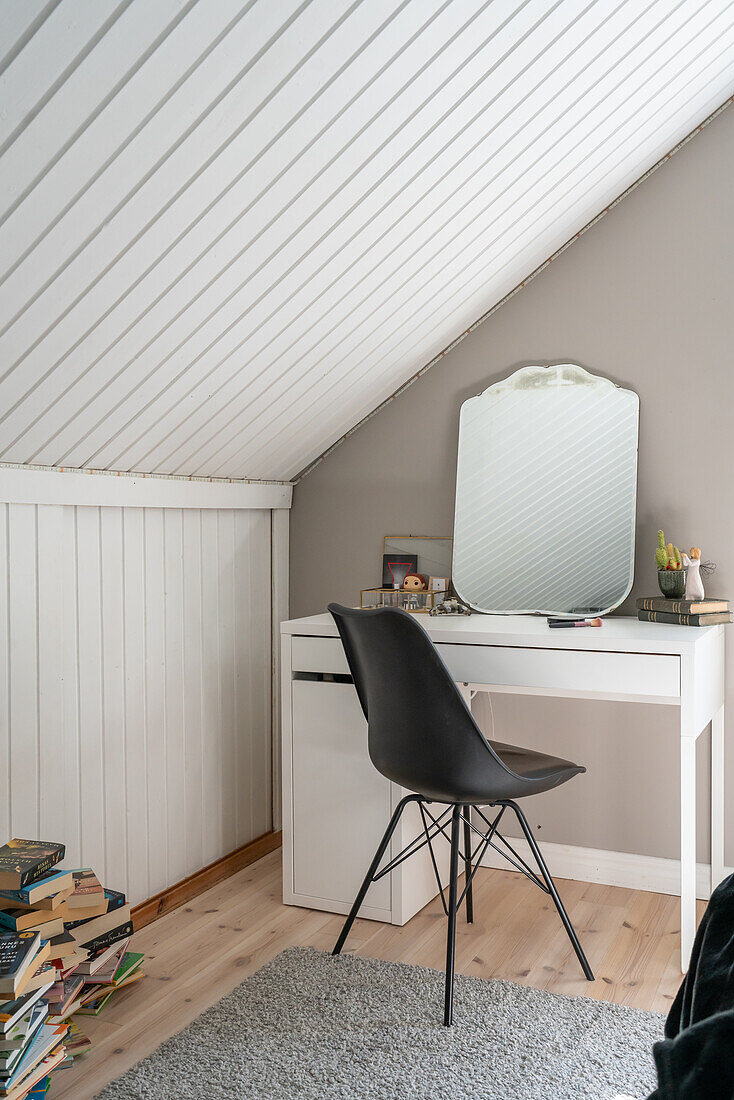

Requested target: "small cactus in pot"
[{"left": 655, "top": 529, "right": 687, "bottom": 598}]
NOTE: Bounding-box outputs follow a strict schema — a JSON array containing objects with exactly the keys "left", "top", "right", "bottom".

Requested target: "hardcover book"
[
  {"left": 636, "top": 596, "right": 729, "bottom": 614},
  {"left": 0, "top": 845, "right": 65, "bottom": 893},
  {"left": 637, "top": 609, "right": 732, "bottom": 626}
]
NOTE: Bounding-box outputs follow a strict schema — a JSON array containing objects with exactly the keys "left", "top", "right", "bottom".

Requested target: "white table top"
[{"left": 281, "top": 611, "right": 723, "bottom": 655}]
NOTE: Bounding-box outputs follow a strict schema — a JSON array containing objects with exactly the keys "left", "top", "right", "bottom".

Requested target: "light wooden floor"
[{"left": 54, "top": 849, "right": 703, "bottom": 1099}]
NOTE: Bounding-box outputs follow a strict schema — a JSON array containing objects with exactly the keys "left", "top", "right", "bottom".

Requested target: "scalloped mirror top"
[{"left": 452, "top": 364, "right": 639, "bottom": 617}]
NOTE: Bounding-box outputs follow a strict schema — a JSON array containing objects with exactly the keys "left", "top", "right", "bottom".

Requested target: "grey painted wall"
[{"left": 290, "top": 104, "right": 734, "bottom": 866}]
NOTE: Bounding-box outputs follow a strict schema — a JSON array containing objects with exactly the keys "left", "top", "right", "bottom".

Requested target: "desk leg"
[
  {"left": 711, "top": 704, "right": 726, "bottom": 893},
  {"left": 680, "top": 734, "right": 697, "bottom": 970}
]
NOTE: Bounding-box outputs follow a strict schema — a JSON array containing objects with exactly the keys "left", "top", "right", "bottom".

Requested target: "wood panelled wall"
[{"left": 0, "top": 502, "right": 273, "bottom": 906}]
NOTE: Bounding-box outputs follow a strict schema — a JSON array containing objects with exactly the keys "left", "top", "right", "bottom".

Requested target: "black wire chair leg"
[
  {"left": 463, "top": 807, "right": 474, "bottom": 924},
  {"left": 508, "top": 801, "right": 595, "bottom": 981},
  {"left": 332, "top": 794, "right": 419, "bottom": 956},
  {"left": 444, "top": 804, "right": 462, "bottom": 1026}
]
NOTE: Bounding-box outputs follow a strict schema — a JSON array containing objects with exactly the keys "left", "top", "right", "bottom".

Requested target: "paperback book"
[
  {"left": 0, "top": 933, "right": 42, "bottom": 999},
  {"left": 0, "top": 845, "right": 65, "bottom": 894},
  {"left": 0, "top": 836, "right": 145, "bottom": 1096}
]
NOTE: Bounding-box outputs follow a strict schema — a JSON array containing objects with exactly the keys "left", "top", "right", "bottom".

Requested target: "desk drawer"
[
  {"left": 290, "top": 635, "right": 349, "bottom": 675},
  {"left": 288, "top": 634, "right": 680, "bottom": 702},
  {"left": 436, "top": 644, "right": 680, "bottom": 701}
]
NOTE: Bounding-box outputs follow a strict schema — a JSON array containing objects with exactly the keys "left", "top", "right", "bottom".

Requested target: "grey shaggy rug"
[{"left": 95, "top": 947, "right": 664, "bottom": 1099}]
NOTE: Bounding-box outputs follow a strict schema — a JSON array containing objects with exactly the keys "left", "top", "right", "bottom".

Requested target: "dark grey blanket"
[{"left": 648, "top": 871, "right": 734, "bottom": 1099}]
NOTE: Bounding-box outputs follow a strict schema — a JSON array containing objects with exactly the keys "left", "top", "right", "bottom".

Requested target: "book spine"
[
  {"left": 636, "top": 597, "right": 729, "bottom": 614},
  {"left": 636, "top": 598, "right": 691, "bottom": 612},
  {"left": 637, "top": 609, "right": 724, "bottom": 626}
]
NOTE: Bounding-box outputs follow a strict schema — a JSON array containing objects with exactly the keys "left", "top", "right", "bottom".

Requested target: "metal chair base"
[{"left": 332, "top": 795, "right": 594, "bottom": 1025}]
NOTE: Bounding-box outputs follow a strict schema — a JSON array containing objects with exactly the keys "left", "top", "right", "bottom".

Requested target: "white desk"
[{"left": 281, "top": 612, "right": 726, "bottom": 969}]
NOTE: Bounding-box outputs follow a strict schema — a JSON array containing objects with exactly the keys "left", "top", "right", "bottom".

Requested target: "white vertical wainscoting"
[{"left": 0, "top": 501, "right": 274, "bottom": 906}]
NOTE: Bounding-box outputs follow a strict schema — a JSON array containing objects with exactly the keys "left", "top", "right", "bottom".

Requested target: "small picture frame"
[
  {"left": 381, "top": 554, "right": 417, "bottom": 589},
  {"left": 428, "top": 576, "right": 448, "bottom": 593}
]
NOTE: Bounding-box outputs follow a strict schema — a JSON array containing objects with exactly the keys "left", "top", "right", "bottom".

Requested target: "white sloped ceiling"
[{"left": 0, "top": 0, "right": 732, "bottom": 482}]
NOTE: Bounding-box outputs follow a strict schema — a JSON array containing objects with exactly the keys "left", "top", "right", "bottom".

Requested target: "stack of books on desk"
[
  {"left": 637, "top": 597, "right": 732, "bottom": 626},
  {"left": 0, "top": 839, "right": 146, "bottom": 1096}
]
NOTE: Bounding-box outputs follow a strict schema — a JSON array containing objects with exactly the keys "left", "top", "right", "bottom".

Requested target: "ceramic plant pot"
[{"left": 657, "top": 568, "right": 687, "bottom": 599}]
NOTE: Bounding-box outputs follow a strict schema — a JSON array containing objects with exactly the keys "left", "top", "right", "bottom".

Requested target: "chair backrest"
[{"left": 328, "top": 603, "right": 512, "bottom": 802}]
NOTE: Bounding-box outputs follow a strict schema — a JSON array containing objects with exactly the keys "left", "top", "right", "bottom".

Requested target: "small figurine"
[
  {"left": 402, "top": 573, "right": 427, "bottom": 591},
  {"left": 682, "top": 547, "right": 705, "bottom": 601}
]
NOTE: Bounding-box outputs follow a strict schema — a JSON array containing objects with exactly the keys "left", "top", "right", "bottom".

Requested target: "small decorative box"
[{"left": 360, "top": 588, "right": 447, "bottom": 613}]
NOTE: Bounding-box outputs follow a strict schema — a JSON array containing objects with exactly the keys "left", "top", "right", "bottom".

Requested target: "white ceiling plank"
[
  {"left": 51, "top": 0, "right": 607, "bottom": 470},
  {"left": 268, "top": 81, "right": 734, "bottom": 481},
  {"left": 167, "top": 0, "right": 729, "bottom": 477},
  {"left": 0, "top": 0, "right": 731, "bottom": 480},
  {"left": 100, "top": 0, "right": 628, "bottom": 475},
  {"left": 12, "top": 0, "right": 531, "bottom": 466},
  {"left": 0, "top": 1, "right": 58, "bottom": 74},
  {"left": 17, "top": 0, "right": 437, "bottom": 468},
  {"left": 0, "top": 0, "right": 125, "bottom": 152},
  {"left": 0, "top": 0, "right": 307, "bottom": 345},
  {"left": 0, "top": 0, "right": 194, "bottom": 250},
  {"left": 225, "top": 45, "right": 734, "bottom": 479}
]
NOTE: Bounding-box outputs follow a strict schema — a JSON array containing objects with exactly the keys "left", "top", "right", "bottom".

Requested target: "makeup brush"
[{"left": 547, "top": 618, "right": 603, "bottom": 628}]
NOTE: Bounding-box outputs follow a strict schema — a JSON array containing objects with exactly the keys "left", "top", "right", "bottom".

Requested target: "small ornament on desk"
[
  {"left": 681, "top": 547, "right": 705, "bottom": 602},
  {"left": 402, "top": 573, "right": 427, "bottom": 611},
  {"left": 429, "top": 597, "right": 472, "bottom": 616},
  {"left": 655, "top": 529, "right": 687, "bottom": 598}
]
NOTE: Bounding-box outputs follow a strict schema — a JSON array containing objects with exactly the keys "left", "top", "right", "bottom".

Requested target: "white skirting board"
[{"left": 480, "top": 838, "right": 731, "bottom": 901}]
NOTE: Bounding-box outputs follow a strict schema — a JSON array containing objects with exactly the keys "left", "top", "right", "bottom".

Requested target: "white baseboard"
[{"left": 480, "top": 837, "right": 731, "bottom": 901}]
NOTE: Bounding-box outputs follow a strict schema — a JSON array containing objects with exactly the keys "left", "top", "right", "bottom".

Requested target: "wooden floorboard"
[{"left": 53, "top": 850, "right": 701, "bottom": 1099}]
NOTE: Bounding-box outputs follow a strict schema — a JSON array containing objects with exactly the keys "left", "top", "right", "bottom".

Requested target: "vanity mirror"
[{"left": 452, "top": 363, "right": 639, "bottom": 617}]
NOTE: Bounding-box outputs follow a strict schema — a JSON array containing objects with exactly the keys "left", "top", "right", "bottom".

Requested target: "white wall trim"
[
  {"left": 0, "top": 466, "right": 292, "bottom": 509},
  {"left": 270, "top": 509, "right": 290, "bottom": 831},
  {"left": 480, "top": 836, "right": 730, "bottom": 901}
]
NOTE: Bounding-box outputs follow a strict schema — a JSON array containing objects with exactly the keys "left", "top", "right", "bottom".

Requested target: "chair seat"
[{"left": 469, "top": 740, "right": 585, "bottom": 803}]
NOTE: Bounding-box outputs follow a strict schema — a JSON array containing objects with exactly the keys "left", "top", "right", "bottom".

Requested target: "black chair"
[{"left": 328, "top": 603, "right": 594, "bottom": 1025}]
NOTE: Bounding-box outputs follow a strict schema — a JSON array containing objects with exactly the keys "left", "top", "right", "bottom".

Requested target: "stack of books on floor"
[
  {"left": 636, "top": 596, "right": 732, "bottom": 626},
  {"left": 0, "top": 840, "right": 145, "bottom": 1098}
]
